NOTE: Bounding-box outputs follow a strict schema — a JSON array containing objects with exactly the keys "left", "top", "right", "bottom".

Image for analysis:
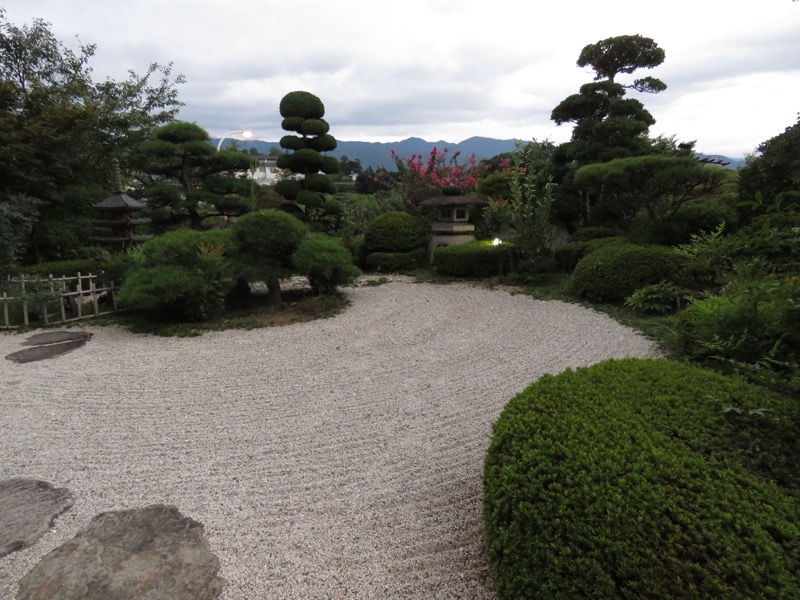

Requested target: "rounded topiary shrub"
[
  {"left": 571, "top": 243, "right": 688, "bottom": 301},
  {"left": 279, "top": 90, "right": 325, "bottom": 119},
  {"left": 554, "top": 236, "right": 625, "bottom": 273},
  {"left": 117, "top": 229, "right": 235, "bottom": 322},
  {"left": 363, "top": 211, "right": 428, "bottom": 253},
  {"left": 484, "top": 358, "right": 800, "bottom": 600},
  {"left": 292, "top": 232, "right": 361, "bottom": 294},
  {"left": 433, "top": 240, "right": 513, "bottom": 277}
]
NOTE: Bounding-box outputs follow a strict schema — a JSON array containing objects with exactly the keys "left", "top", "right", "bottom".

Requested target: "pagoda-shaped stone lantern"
[
  {"left": 93, "top": 158, "right": 153, "bottom": 251},
  {"left": 419, "top": 185, "right": 487, "bottom": 263}
]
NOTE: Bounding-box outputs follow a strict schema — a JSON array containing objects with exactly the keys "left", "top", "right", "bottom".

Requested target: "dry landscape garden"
[{"left": 1, "top": 12, "right": 799, "bottom": 600}]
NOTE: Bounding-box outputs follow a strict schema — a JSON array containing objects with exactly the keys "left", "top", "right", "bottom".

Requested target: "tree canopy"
[
  {"left": 133, "top": 121, "right": 253, "bottom": 229},
  {"left": 0, "top": 10, "right": 184, "bottom": 261}
]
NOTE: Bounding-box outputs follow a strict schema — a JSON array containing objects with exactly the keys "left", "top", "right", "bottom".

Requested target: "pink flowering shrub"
[{"left": 390, "top": 146, "right": 483, "bottom": 210}]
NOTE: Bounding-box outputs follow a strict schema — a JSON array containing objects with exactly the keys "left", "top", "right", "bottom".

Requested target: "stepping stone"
[
  {"left": 17, "top": 504, "right": 226, "bottom": 600},
  {"left": 0, "top": 478, "right": 74, "bottom": 558},
  {"left": 21, "top": 331, "right": 92, "bottom": 346},
  {"left": 5, "top": 331, "right": 92, "bottom": 363}
]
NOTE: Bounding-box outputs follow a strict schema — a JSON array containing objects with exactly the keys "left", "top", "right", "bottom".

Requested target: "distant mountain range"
[{"left": 213, "top": 136, "right": 745, "bottom": 171}]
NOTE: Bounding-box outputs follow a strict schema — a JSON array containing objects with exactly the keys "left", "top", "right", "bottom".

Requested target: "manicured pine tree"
[{"left": 273, "top": 91, "right": 339, "bottom": 211}]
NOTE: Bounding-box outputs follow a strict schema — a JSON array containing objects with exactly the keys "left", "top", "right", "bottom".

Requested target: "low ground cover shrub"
[
  {"left": 571, "top": 243, "right": 688, "bottom": 301},
  {"left": 433, "top": 240, "right": 513, "bottom": 277},
  {"left": 484, "top": 358, "right": 800, "bottom": 600}
]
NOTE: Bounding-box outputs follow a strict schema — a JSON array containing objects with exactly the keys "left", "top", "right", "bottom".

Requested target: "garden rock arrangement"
[
  {"left": 16, "top": 505, "right": 224, "bottom": 600},
  {"left": 0, "top": 479, "right": 73, "bottom": 558},
  {"left": 5, "top": 331, "right": 93, "bottom": 364}
]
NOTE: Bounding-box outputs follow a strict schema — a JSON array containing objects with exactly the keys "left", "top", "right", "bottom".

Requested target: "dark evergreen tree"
[{"left": 273, "top": 91, "right": 338, "bottom": 214}]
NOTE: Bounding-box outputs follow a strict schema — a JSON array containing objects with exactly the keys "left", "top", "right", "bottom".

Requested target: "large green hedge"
[
  {"left": 433, "top": 240, "right": 514, "bottom": 277},
  {"left": 571, "top": 243, "right": 688, "bottom": 301},
  {"left": 484, "top": 358, "right": 800, "bottom": 600}
]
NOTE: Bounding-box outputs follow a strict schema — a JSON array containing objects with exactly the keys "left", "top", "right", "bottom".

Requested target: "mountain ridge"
[{"left": 214, "top": 136, "right": 745, "bottom": 171}]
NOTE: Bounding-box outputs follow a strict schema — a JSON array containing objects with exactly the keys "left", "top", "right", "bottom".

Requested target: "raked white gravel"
[{"left": 0, "top": 281, "right": 660, "bottom": 599}]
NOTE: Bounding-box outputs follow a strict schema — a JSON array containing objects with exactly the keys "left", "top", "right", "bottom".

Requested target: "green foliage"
[
  {"left": 363, "top": 211, "right": 428, "bottom": 253},
  {"left": 300, "top": 118, "right": 330, "bottom": 136},
  {"left": 568, "top": 226, "right": 626, "bottom": 242},
  {"left": 506, "top": 141, "right": 556, "bottom": 257},
  {"left": 134, "top": 121, "right": 252, "bottom": 229},
  {"left": 484, "top": 358, "right": 800, "bottom": 600},
  {"left": 279, "top": 90, "right": 325, "bottom": 119},
  {"left": 274, "top": 179, "right": 303, "bottom": 200},
  {"left": 577, "top": 34, "right": 666, "bottom": 86},
  {"left": 433, "top": 240, "right": 513, "bottom": 277},
  {"left": 232, "top": 209, "right": 307, "bottom": 275},
  {"left": 279, "top": 135, "right": 306, "bottom": 151},
  {"left": 632, "top": 197, "right": 737, "bottom": 245},
  {"left": 364, "top": 249, "right": 426, "bottom": 272},
  {"left": 575, "top": 156, "right": 725, "bottom": 228},
  {"left": 292, "top": 233, "right": 361, "bottom": 294},
  {"left": 117, "top": 228, "right": 235, "bottom": 321},
  {"left": 554, "top": 236, "right": 625, "bottom": 272},
  {"left": 738, "top": 116, "right": 800, "bottom": 207},
  {"left": 625, "top": 281, "right": 688, "bottom": 314},
  {"left": 0, "top": 11, "right": 183, "bottom": 261},
  {"left": 571, "top": 243, "right": 688, "bottom": 301},
  {"left": 679, "top": 271, "right": 799, "bottom": 368}
]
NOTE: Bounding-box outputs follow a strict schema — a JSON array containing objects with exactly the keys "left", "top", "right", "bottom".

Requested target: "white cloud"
[{"left": 6, "top": 0, "right": 800, "bottom": 156}]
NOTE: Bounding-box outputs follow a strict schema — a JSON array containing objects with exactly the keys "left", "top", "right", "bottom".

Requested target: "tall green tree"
[
  {"left": 551, "top": 34, "right": 667, "bottom": 166},
  {"left": 0, "top": 10, "right": 184, "bottom": 262},
  {"left": 133, "top": 121, "right": 252, "bottom": 230},
  {"left": 273, "top": 90, "right": 339, "bottom": 212}
]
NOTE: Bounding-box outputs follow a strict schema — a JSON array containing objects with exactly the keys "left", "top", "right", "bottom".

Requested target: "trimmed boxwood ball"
[
  {"left": 320, "top": 155, "right": 340, "bottom": 174},
  {"left": 292, "top": 232, "right": 361, "bottom": 294},
  {"left": 571, "top": 242, "right": 688, "bottom": 301},
  {"left": 279, "top": 135, "right": 306, "bottom": 151},
  {"left": 307, "top": 133, "right": 337, "bottom": 152},
  {"left": 363, "top": 211, "right": 428, "bottom": 253},
  {"left": 273, "top": 179, "right": 303, "bottom": 200},
  {"left": 289, "top": 148, "right": 324, "bottom": 173},
  {"left": 484, "top": 358, "right": 800, "bottom": 600},
  {"left": 304, "top": 173, "right": 337, "bottom": 194},
  {"left": 300, "top": 118, "right": 330, "bottom": 136},
  {"left": 296, "top": 189, "right": 324, "bottom": 209},
  {"left": 275, "top": 154, "right": 292, "bottom": 170},
  {"left": 281, "top": 116, "right": 305, "bottom": 132},
  {"left": 279, "top": 90, "right": 325, "bottom": 119}
]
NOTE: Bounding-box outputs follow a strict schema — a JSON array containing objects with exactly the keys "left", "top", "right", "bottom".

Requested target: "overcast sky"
[{"left": 4, "top": 0, "right": 799, "bottom": 157}]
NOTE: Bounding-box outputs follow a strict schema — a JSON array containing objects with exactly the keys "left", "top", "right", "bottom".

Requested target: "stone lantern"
[
  {"left": 419, "top": 186, "right": 486, "bottom": 263},
  {"left": 93, "top": 158, "right": 153, "bottom": 251}
]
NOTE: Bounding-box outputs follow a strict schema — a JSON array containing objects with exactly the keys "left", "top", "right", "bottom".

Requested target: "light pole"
[{"left": 216, "top": 129, "right": 253, "bottom": 151}]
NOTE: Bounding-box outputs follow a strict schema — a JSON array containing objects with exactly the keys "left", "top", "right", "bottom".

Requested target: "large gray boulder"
[
  {"left": 17, "top": 504, "right": 225, "bottom": 600},
  {"left": 0, "top": 478, "right": 73, "bottom": 557}
]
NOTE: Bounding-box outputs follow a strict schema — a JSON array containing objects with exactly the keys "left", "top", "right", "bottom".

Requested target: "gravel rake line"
[{"left": 0, "top": 282, "right": 660, "bottom": 599}]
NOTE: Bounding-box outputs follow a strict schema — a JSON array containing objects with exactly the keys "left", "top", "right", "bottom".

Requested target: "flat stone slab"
[
  {"left": 5, "top": 331, "right": 92, "bottom": 363},
  {"left": 17, "top": 504, "right": 226, "bottom": 600},
  {"left": 0, "top": 478, "right": 73, "bottom": 558},
  {"left": 21, "top": 331, "right": 92, "bottom": 346}
]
